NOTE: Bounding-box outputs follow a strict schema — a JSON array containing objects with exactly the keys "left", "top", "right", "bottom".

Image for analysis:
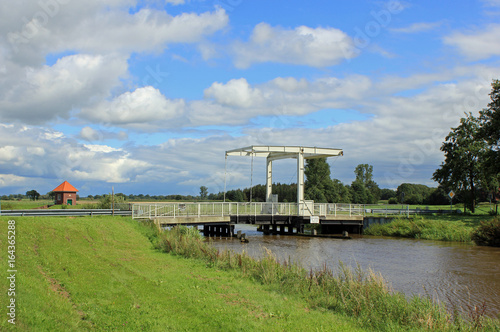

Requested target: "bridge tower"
[{"left": 225, "top": 146, "right": 343, "bottom": 215}]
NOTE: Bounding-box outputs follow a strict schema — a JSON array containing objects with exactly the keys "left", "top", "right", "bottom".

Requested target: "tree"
[
  {"left": 199, "top": 186, "right": 208, "bottom": 200},
  {"left": 479, "top": 79, "right": 500, "bottom": 201},
  {"left": 380, "top": 188, "right": 397, "bottom": 201},
  {"left": 26, "top": 190, "right": 40, "bottom": 201},
  {"left": 329, "top": 179, "right": 351, "bottom": 203},
  {"left": 351, "top": 164, "right": 380, "bottom": 204},
  {"left": 433, "top": 114, "right": 488, "bottom": 213},
  {"left": 396, "top": 183, "right": 433, "bottom": 204},
  {"left": 305, "top": 158, "right": 334, "bottom": 203},
  {"left": 349, "top": 181, "right": 372, "bottom": 204}
]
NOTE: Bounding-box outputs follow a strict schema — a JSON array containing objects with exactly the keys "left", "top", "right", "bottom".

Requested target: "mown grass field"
[{"left": 0, "top": 216, "right": 363, "bottom": 331}]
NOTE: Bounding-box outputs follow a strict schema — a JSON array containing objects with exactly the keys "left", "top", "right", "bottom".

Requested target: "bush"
[
  {"left": 471, "top": 218, "right": 500, "bottom": 247},
  {"left": 388, "top": 197, "right": 398, "bottom": 204}
]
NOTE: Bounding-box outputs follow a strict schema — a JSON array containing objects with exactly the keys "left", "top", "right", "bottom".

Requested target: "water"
[{"left": 210, "top": 224, "right": 500, "bottom": 317}]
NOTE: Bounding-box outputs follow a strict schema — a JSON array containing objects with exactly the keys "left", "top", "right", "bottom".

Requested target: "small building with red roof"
[{"left": 52, "top": 181, "right": 78, "bottom": 206}]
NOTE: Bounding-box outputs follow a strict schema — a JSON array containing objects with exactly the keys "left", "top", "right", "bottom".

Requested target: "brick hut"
[{"left": 53, "top": 181, "right": 78, "bottom": 206}]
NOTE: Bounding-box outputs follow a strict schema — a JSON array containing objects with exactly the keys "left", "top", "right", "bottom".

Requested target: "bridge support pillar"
[{"left": 202, "top": 224, "right": 234, "bottom": 237}]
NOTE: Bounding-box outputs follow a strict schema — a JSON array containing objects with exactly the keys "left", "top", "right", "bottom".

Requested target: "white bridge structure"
[{"left": 133, "top": 146, "right": 367, "bottom": 236}]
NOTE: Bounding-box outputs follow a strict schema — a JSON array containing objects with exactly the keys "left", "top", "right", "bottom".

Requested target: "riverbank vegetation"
[
  {"left": 363, "top": 214, "right": 500, "bottom": 247},
  {"left": 363, "top": 215, "right": 475, "bottom": 242},
  {"left": 471, "top": 217, "right": 500, "bottom": 247},
  {"left": 154, "top": 223, "right": 500, "bottom": 331}
]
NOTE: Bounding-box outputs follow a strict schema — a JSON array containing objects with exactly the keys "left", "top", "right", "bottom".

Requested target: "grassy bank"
[
  {"left": 0, "top": 216, "right": 363, "bottom": 331},
  {"left": 363, "top": 214, "right": 499, "bottom": 242},
  {"left": 154, "top": 224, "right": 499, "bottom": 331},
  {"left": 1, "top": 216, "right": 498, "bottom": 331}
]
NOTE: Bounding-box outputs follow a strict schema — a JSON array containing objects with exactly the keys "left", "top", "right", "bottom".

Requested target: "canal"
[{"left": 210, "top": 225, "right": 500, "bottom": 317}]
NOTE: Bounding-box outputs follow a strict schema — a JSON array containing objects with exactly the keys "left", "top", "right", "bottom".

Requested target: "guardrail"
[{"left": 0, "top": 209, "right": 131, "bottom": 217}]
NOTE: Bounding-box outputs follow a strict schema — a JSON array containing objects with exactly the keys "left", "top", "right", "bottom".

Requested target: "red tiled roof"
[{"left": 52, "top": 181, "right": 78, "bottom": 192}]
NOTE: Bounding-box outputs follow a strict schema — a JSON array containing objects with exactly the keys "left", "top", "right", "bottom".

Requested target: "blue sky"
[{"left": 1, "top": 0, "right": 500, "bottom": 197}]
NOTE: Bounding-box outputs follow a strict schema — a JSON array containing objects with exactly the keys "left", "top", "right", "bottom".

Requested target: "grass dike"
[
  {"left": 0, "top": 216, "right": 363, "bottom": 331},
  {"left": 1, "top": 216, "right": 499, "bottom": 331}
]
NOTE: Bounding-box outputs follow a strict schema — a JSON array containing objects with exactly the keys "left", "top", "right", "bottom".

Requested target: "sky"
[{"left": 1, "top": 0, "right": 500, "bottom": 197}]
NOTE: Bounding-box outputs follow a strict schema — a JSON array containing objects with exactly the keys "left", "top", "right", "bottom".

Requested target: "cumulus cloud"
[
  {"left": 2, "top": 2, "right": 228, "bottom": 66},
  {"left": 0, "top": 54, "right": 127, "bottom": 124},
  {"left": 444, "top": 24, "right": 500, "bottom": 60},
  {"left": 232, "top": 23, "right": 357, "bottom": 68},
  {"left": 204, "top": 78, "right": 264, "bottom": 108},
  {"left": 81, "top": 86, "right": 186, "bottom": 130},
  {"left": 0, "top": 124, "right": 153, "bottom": 188},
  {"left": 0, "top": 2, "right": 228, "bottom": 127}
]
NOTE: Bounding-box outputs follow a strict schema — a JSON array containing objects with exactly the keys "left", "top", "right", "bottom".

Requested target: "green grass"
[
  {"left": 0, "top": 199, "right": 54, "bottom": 210},
  {"left": 368, "top": 202, "right": 498, "bottom": 216},
  {"left": 363, "top": 214, "right": 498, "bottom": 242},
  {"left": 152, "top": 224, "right": 500, "bottom": 331},
  {"left": 0, "top": 216, "right": 363, "bottom": 331}
]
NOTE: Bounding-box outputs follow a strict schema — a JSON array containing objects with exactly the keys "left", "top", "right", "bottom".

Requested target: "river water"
[{"left": 210, "top": 225, "right": 500, "bottom": 317}]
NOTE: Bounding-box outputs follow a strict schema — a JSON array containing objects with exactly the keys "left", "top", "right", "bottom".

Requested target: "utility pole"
[{"left": 112, "top": 186, "right": 115, "bottom": 217}]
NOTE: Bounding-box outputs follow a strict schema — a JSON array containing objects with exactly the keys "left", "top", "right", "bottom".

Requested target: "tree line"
[{"left": 216, "top": 162, "right": 453, "bottom": 205}]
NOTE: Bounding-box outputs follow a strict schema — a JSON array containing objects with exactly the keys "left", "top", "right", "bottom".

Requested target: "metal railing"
[{"left": 132, "top": 202, "right": 370, "bottom": 219}]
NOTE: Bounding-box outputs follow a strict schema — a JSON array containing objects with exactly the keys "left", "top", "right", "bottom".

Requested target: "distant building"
[{"left": 52, "top": 181, "right": 78, "bottom": 206}]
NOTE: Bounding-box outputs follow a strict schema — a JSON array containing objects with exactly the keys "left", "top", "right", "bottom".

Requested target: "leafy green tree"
[
  {"left": 433, "top": 114, "right": 489, "bottom": 213},
  {"left": 330, "top": 179, "right": 351, "bottom": 203},
  {"left": 380, "top": 188, "right": 397, "bottom": 201},
  {"left": 199, "top": 186, "right": 208, "bottom": 200},
  {"left": 305, "top": 158, "right": 336, "bottom": 203},
  {"left": 351, "top": 164, "right": 380, "bottom": 204},
  {"left": 26, "top": 190, "right": 40, "bottom": 201},
  {"left": 396, "top": 183, "right": 433, "bottom": 204},
  {"left": 479, "top": 79, "right": 500, "bottom": 201},
  {"left": 349, "top": 181, "right": 372, "bottom": 204}
]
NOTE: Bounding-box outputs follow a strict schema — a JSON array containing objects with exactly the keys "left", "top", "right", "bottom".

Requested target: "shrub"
[
  {"left": 388, "top": 197, "right": 398, "bottom": 204},
  {"left": 471, "top": 218, "right": 500, "bottom": 247}
]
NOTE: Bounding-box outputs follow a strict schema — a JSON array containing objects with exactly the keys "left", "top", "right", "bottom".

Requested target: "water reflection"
[{"left": 210, "top": 224, "right": 500, "bottom": 317}]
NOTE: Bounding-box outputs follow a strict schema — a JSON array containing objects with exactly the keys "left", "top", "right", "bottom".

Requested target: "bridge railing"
[
  {"left": 131, "top": 202, "right": 375, "bottom": 219},
  {"left": 313, "top": 203, "right": 364, "bottom": 217},
  {"left": 132, "top": 202, "right": 302, "bottom": 219}
]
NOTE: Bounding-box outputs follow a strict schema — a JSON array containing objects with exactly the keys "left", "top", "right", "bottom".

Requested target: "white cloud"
[
  {"left": 390, "top": 22, "right": 443, "bottom": 33},
  {"left": 0, "top": 174, "right": 32, "bottom": 188},
  {"left": 232, "top": 23, "right": 357, "bottom": 68},
  {"left": 204, "top": 78, "right": 264, "bottom": 108},
  {"left": 444, "top": 24, "right": 500, "bottom": 60},
  {"left": 79, "top": 126, "right": 128, "bottom": 142},
  {"left": 0, "top": 54, "right": 128, "bottom": 124},
  {"left": 0, "top": 124, "right": 153, "bottom": 186},
  {"left": 81, "top": 86, "right": 186, "bottom": 130},
  {"left": 2, "top": 2, "right": 228, "bottom": 66}
]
